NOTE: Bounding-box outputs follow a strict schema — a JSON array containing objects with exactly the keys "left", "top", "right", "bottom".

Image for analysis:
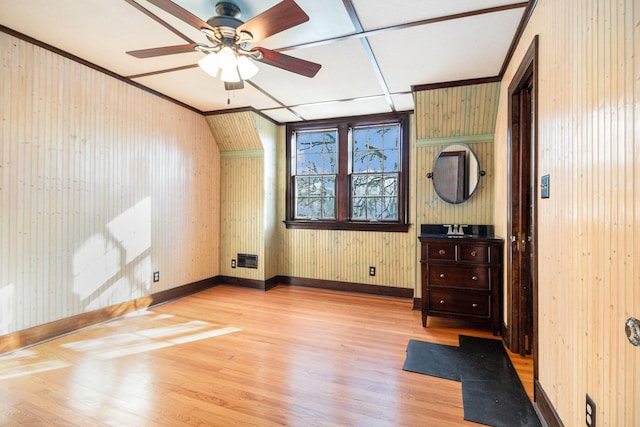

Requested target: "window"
[{"left": 286, "top": 113, "right": 409, "bottom": 232}]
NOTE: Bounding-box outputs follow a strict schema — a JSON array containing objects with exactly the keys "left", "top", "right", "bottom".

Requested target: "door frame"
[{"left": 506, "top": 36, "right": 539, "bottom": 377}]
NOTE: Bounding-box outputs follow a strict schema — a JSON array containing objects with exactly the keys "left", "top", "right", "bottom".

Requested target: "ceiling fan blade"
[
  {"left": 253, "top": 47, "right": 321, "bottom": 78},
  {"left": 145, "top": 0, "right": 213, "bottom": 31},
  {"left": 237, "top": 0, "right": 309, "bottom": 43},
  {"left": 126, "top": 44, "right": 198, "bottom": 58}
]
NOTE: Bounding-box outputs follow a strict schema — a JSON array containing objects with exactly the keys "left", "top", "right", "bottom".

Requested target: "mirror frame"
[{"left": 427, "top": 143, "right": 485, "bottom": 204}]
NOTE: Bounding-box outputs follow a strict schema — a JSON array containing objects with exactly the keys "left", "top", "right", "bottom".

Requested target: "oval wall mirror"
[{"left": 428, "top": 143, "right": 484, "bottom": 204}]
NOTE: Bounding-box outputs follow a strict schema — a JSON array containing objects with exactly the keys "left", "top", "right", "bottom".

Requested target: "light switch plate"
[{"left": 541, "top": 174, "right": 550, "bottom": 198}]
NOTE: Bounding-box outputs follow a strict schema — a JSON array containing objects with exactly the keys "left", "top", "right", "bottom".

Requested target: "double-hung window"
[{"left": 286, "top": 113, "right": 409, "bottom": 232}]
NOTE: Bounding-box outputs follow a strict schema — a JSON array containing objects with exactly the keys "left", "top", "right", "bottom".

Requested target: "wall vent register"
[{"left": 237, "top": 253, "right": 258, "bottom": 269}]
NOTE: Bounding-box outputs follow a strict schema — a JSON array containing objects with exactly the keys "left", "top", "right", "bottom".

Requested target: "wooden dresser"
[{"left": 419, "top": 232, "right": 503, "bottom": 335}]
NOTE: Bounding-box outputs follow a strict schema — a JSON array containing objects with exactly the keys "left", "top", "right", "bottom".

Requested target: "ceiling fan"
[{"left": 127, "top": 0, "right": 322, "bottom": 90}]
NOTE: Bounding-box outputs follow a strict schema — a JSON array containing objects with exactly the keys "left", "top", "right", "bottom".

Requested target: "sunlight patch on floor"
[
  {"left": 61, "top": 316, "right": 242, "bottom": 359},
  {"left": 0, "top": 349, "right": 71, "bottom": 380},
  {"left": 0, "top": 311, "right": 241, "bottom": 377}
]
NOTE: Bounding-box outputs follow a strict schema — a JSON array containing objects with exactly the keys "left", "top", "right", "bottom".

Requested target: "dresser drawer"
[
  {"left": 428, "top": 266, "right": 490, "bottom": 290},
  {"left": 426, "top": 242, "right": 457, "bottom": 261},
  {"left": 429, "top": 291, "right": 490, "bottom": 317},
  {"left": 458, "top": 244, "right": 490, "bottom": 263}
]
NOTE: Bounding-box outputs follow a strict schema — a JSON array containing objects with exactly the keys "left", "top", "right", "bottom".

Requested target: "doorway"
[{"left": 506, "top": 35, "right": 539, "bottom": 374}]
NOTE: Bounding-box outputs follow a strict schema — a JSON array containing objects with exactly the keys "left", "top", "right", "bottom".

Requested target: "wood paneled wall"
[
  {"left": 414, "top": 83, "right": 498, "bottom": 226},
  {"left": 215, "top": 112, "right": 279, "bottom": 281},
  {"left": 205, "top": 112, "right": 263, "bottom": 152},
  {"left": 0, "top": 33, "right": 220, "bottom": 336},
  {"left": 219, "top": 153, "right": 265, "bottom": 280},
  {"left": 494, "top": 0, "right": 639, "bottom": 425},
  {"left": 274, "top": 117, "right": 419, "bottom": 290},
  {"left": 415, "top": 82, "right": 500, "bottom": 140}
]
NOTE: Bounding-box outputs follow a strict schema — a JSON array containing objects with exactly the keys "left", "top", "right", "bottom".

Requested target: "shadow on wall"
[{"left": 72, "top": 197, "right": 152, "bottom": 311}]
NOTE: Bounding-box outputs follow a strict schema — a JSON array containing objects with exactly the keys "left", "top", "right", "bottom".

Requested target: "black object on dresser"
[{"left": 419, "top": 224, "right": 504, "bottom": 335}]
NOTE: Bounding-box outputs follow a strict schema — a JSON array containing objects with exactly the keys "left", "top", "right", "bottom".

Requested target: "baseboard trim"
[
  {"left": 412, "top": 297, "right": 421, "bottom": 310},
  {"left": 0, "top": 277, "right": 219, "bottom": 355},
  {"left": 216, "top": 275, "right": 269, "bottom": 290},
  {"left": 276, "top": 276, "right": 414, "bottom": 298},
  {"left": 534, "top": 379, "right": 564, "bottom": 427},
  {"left": 1, "top": 275, "right": 414, "bottom": 355}
]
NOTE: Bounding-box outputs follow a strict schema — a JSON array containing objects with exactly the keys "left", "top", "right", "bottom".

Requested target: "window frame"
[{"left": 285, "top": 113, "right": 410, "bottom": 232}]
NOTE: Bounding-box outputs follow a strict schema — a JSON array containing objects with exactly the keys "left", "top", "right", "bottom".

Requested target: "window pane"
[
  {"left": 382, "top": 197, "right": 398, "bottom": 219},
  {"left": 383, "top": 174, "right": 398, "bottom": 196},
  {"left": 295, "top": 129, "right": 337, "bottom": 174},
  {"left": 352, "top": 175, "right": 367, "bottom": 196},
  {"left": 296, "top": 197, "right": 310, "bottom": 217},
  {"left": 295, "top": 175, "right": 336, "bottom": 219},
  {"left": 352, "top": 124, "right": 400, "bottom": 173},
  {"left": 350, "top": 173, "right": 399, "bottom": 221},
  {"left": 322, "top": 199, "right": 335, "bottom": 218},
  {"left": 367, "top": 197, "right": 382, "bottom": 219},
  {"left": 352, "top": 197, "right": 366, "bottom": 219},
  {"left": 367, "top": 175, "right": 382, "bottom": 196}
]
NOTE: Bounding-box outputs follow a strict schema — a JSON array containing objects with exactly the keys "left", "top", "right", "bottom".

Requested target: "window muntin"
[
  {"left": 293, "top": 129, "right": 337, "bottom": 219},
  {"left": 350, "top": 124, "right": 400, "bottom": 221},
  {"left": 286, "top": 113, "right": 409, "bottom": 232}
]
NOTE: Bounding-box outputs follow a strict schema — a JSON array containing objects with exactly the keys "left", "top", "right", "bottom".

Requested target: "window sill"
[{"left": 284, "top": 220, "right": 410, "bottom": 233}]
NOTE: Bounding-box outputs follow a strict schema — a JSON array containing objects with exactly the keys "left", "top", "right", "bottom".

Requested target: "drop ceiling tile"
[
  {"left": 368, "top": 8, "right": 525, "bottom": 92},
  {"left": 391, "top": 93, "right": 415, "bottom": 112},
  {"left": 260, "top": 108, "right": 303, "bottom": 124},
  {"left": 249, "top": 38, "right": 383, "bottom": 107},
  {"left": 132, "top": 67, "right": 280, "bottom": 112},
  {"left": 292, "top": 96, "right": 392, "bottom": 121},
  {"left": 0, "top": 0, "right": 201, "bottom": 76},
  {"left": 352, "top": 0, "right": 524, "bottom": 30}
]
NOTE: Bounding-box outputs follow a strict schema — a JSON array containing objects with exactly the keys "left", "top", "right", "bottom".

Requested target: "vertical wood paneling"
[
  {"left": 219, "top": 154, "right": 265, "bottom": 280},
  {"left": 205, "top": 112, "right": 263, "bottom": 152},
  {"left": 413, "top": 83, "right": 497, "bottom": 298},
  {"left": 0, "top": 32, "right": 220, "bottom": 335},
  {"left": 415, "top": 82, "right": 500, "bottom": 140},
  {"left": 494, "top": 0, "right": 639, "bottom": 425},
  {"left": 213, "top": 112, "right": 278, "bottom": 282}
]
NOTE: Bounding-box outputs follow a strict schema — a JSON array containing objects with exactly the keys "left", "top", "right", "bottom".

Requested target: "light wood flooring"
[{"left": 0, "top": 285, "right": 534, "bottom": 426}]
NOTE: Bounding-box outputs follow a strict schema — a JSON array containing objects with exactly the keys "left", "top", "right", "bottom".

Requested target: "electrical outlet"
[
  {"left": 231, "top": 259, "right": 236, "bottom": 268},
  {"left": 153, "top": 271, "right": 160, "bottom": 282},
  {"left": 369, "top": 266, "right": 376, "bottom": 276},
  {"left": 586, "top": 394, "right": 596, "bottom": 427}
]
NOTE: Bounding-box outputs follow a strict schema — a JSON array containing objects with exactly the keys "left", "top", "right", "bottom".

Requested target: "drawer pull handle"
[
  {"left": 439, "top": 300, "right": 445, "bottom": 304},
  {"left": 472, "top": 303, "right": 478, "bottom": 308},
  {"left": 438, "top": 249, "right": 446, "bottom": 255},
  {"left": 470, "top": 250, "right": 477, "bottom": 257},
  {"left": 471, "top": 275, "right": 478, "bottom": 281},
  {"left": 439, "top": 273, "right": 445, "bottom": 278}
]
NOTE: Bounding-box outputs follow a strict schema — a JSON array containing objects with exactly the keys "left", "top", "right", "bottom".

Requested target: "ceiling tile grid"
[{"left": 0, "top": 0, "right": 528, "bottom": 122}]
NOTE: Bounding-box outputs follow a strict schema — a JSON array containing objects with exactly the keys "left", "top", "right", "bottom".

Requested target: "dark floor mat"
[
  {"left": 402, "top": 339, "right": 462, "bottom": 381},
  {"left": 403, "top": 336, "right": 542, "bottom": 427}
]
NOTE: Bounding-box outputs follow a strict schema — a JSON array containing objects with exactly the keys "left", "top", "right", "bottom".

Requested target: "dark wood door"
[{"left": 507, "top": 38, "right": 539, "bottom": 363}]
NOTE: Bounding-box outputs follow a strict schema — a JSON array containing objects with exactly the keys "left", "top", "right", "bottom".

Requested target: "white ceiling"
[{"left": 0, "top": 0, "right": 528, "bottom": 123}]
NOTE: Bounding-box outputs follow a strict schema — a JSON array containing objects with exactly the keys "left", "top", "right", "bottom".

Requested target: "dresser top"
[{"left": 419, "top": 224, "right": 503, "bottom": 241}]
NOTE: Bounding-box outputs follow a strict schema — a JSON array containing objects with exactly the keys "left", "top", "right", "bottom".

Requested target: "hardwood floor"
[{"left": 0, "top": 285, "right": 534, "bottom": 426}]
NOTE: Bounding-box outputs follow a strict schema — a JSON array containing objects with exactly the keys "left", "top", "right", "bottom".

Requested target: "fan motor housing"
[{"left": 208, "top": 2, "right": 243, "bottom": 29}]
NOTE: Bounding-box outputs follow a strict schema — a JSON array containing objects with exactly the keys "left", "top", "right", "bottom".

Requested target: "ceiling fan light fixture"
[
  {"left": 237, "top": 55, "right": 258, "bottom": 80},
  {"left": 217, "top": 46, "right": 237, "bottom": 70},
  {"left": 220, "top": 64, "right": 241, "bottom": 83},
  {"left": 198, "top": 52, "right": 220, "bottom": 77}
]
